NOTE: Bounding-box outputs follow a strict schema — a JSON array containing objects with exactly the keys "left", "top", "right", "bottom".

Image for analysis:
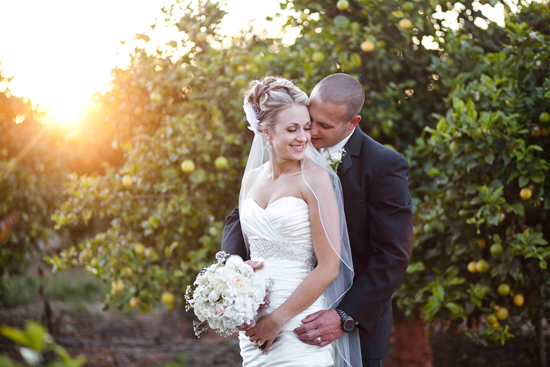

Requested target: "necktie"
[{"left": 322, "top": 148, "right": 331, "bottom": 160}]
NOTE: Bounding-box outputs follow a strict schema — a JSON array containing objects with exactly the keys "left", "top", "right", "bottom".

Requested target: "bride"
[{"left": 235, "top": 76, "right": 361, "bottom": 367}]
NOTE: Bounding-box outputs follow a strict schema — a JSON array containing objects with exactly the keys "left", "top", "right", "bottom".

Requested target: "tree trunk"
[
  {"left": 535, "top": 306, "right": 548, "bottom": 367},
  {"left": 394, "top": 306, "right": 433, "bottom": 367},
  {"left": 38, "top": 267, "right": 55, "bottom": 336}
]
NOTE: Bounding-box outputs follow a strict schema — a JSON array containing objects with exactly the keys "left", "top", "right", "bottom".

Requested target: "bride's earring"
[{"left": 266, "top": 136, "right": 272, "bottom": 153}]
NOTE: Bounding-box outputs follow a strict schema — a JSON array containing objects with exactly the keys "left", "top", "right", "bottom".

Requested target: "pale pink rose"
[
  {"left": 230, "top": 273, "right": 249, "bottom": 294},
  {"left": 212, "top": 304, "right": 225, "bottom": 318}
]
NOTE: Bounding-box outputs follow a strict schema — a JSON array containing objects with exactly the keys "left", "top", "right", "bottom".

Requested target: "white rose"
[
  {"left": 330, "top": 151, "right": 342, "bottom": 162},
  {"left": 229, "top": 273, "right": 250, "bottom": 294},
  {"left": 226, "top": 255, "right": 244, "bottom": 268},
  {"left": 208, "top": 290, "right": 219, "bottom": 302}
]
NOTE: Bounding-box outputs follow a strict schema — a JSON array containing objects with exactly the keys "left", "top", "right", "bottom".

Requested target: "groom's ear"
[{"left": 347, "top": 115, "right": 361, "bottom": 130}]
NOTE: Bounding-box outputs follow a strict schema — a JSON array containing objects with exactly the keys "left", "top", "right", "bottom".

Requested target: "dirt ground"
[
  {"left": 0, "top": 301, "right": 547, "bottom": 367},
  {"left": 0, "top": 302, "right": 399, "bottom": 367}
]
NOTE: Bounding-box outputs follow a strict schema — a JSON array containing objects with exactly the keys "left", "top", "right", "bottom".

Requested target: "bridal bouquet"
[{"left": 185, "top": 251, "right": 272, "bottom": 338}]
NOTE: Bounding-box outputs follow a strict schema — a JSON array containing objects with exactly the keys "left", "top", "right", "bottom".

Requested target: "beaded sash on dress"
[{"left": 249, "top": 238, "right": 316, "bottom": 267}]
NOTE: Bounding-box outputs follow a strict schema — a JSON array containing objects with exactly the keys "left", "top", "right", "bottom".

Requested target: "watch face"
[{"left": 343, "top": 319, "right": 355, "bottom": 331}]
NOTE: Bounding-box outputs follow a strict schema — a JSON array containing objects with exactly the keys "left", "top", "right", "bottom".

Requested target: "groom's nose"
[{"left": 310, "top": 123, "right": 319, "bottom": 137}]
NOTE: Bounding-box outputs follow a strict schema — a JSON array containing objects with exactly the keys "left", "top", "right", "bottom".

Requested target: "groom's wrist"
[{"left": 336, "top": 308, "right": 358, "bottom": 332}]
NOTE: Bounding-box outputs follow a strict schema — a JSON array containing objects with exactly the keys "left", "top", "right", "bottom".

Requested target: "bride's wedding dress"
[{"left": 238, "top": 196, "right": 334, "bottom": 367}]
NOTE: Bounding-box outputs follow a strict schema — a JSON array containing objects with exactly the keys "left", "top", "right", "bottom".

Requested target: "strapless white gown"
[{"left": 238, "top": 196, "right": 334, "bottom": 367}]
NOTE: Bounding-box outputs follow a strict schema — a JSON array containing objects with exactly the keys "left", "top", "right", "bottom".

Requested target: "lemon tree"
[
  {"left": 0, "top": 68, "right": 73, "bottom": 301},
  {"left": 398, "top": 2, "right": 550, "bottom": 357}
]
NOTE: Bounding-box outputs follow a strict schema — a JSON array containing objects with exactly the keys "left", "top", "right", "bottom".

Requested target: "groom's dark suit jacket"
[{"left": 221, "top": 127, "right": 413, "bottom": 359}]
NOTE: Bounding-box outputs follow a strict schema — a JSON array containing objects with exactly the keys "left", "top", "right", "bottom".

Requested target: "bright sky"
[
  {"left": 0, "top": 0, "right": 509, "bottom": 126},
  {"left": 0, "top": 0, "right": 286, "bottom": 125}
]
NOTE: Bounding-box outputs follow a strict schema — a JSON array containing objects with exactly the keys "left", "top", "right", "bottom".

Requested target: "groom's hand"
[
  {"left": 293, "top": 310, "right": 344, "bottom": 347},
  {"left": 244, "top": 260, "right": 264, "bottom": 270}
]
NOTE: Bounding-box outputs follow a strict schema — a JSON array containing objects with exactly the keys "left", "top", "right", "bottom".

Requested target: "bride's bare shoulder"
[{"left": 299, "top": 165, "right": 335, "bottom": 203}]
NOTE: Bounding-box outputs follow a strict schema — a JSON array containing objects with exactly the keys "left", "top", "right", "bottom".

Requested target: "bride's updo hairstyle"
[{"left": 245, "top": 76, "right": 309, "bottom": 133}]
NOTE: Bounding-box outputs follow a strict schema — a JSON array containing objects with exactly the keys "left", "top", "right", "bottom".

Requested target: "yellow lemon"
[
  {"left": 513, "top": 294, "right": 524, "bottom": 307},
  {"left": 215, "top": 156, "right": 229, "bottom": 169},
  {"left": 129, "top": 297, "right": 139, "bottom": 308},
  {"left": 497, "top": 307, "right": 508, "bottom": 320},
  {"left": 520, "top": 187, "right": 532, "bottom": 200},
  {"left": 337, "top": 0, "right": 350, "bottom": 10},
  {"left": 181, "top": 160, "right": 195, "bottom": 173},
  {"left": 486, "top": 314, "right": 497, "bottom": 325},
  {"left": 161, "top": 292, "right": 175, "bottom": 305},
  {"left": 498, "top": 284, "right": 510, "bottom": 296},
  {"left": 399, "top": 18, "right": 413, "bottom": 30},
  {"left": 134, "top": 243, "right": 145, "bottom": 256},
  {"left": 475, "top": 259, "right": 489, "bottom": 273},
  {"left": 122, "top": 175, "right": 133, "bottom": 187},
  {"left": 361, "top": 41, "right": 375, "bottom": 53}
]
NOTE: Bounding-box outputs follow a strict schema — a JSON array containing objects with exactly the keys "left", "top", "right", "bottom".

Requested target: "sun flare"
[{"left": 0, "top": 0, "right": 508, "bottom": 127}]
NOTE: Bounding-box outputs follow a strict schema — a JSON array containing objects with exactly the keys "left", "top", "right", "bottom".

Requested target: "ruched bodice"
[
  {"left": 241, "top": 196, "right": 312, "bottom": 244},
  {"left": 238, "top": 196, "right": 334, "bottom": 367}
]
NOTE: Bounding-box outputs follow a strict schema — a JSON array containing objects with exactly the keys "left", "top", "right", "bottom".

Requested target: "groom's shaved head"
[{"left": 310, "top": 73, "right": 365, "bottom": 122}]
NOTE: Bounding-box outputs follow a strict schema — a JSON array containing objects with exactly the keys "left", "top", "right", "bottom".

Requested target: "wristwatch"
[{"left": 336, "top": 308, "right": 358, "bottom": 332}]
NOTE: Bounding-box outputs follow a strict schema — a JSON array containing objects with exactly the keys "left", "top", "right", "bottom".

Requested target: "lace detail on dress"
[{"left": 249, "top": 238, "right": 317, "bottom": 267}]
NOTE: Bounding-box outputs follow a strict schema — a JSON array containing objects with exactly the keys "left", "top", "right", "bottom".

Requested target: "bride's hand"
[{"left": 245, "top": 313, "right": 285, "bottom": 354}]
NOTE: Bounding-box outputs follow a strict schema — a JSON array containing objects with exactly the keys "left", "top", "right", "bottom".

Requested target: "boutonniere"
[{"left": 327, "top": 148, "right": 347, "bottom": 172}]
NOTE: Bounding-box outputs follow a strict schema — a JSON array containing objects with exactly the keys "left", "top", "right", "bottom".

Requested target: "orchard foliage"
[
  {"left": 0, "top": 68, "right": 70, "bottom": 286},
  {"left": 266, "top": 0, "right": 495, "bottom": 148},
  {"left": 398, "top": 2, "right": 550, "bottom": 344}
]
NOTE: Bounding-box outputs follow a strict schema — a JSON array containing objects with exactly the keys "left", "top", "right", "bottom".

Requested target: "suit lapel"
[
  {"left": 337, "top": 152, "right": 352, "bottom": 177},
  {"left": 337, "top": 127, "right": 363, "bottom": 179}
]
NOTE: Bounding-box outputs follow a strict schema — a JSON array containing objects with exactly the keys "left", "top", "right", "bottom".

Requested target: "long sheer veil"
[{"left": 238, "top": 101, "right": 362, "bottom": 367}]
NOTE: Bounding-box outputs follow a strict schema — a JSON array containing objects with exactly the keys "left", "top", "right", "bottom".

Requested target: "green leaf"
[
  {"left": 433, "top": 284, "right": 445, "bottom": 302},
  {"left": 406, "top": 262, "right": 426, "bottom": 273},
  {"left": 333, "top": 15, "right": 349, "bottom": 28},
  {"left": 0, "top": 326, "right": 29, "bottom": 347},
  {"left": 445, "top": 302, "right": 467, "bottom": 319},
  {"left": 484, "top": 153, "right": 495, "bottom": 165},
  {"left": 0, "top": 355, "right": 22, "bottom": 367},
  {"left": 421, "top": 297, "right": 441, "bottom": 317},
  {"left": 519, "top": 176, "right": 529, "bottom": 187},
  {"left": 428, "top": 168, "right": 441, "bottom": 176},
  {"left": 24, "top": 322, "right": 46, "bottom": 351},
  {"left": 510, "top": 203, "right": 525, "bottom": 216}
]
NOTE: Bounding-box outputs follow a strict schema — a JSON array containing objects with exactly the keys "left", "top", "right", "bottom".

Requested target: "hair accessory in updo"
[{"left": 243, "top": 101, "right": 260, "bottom": 134}]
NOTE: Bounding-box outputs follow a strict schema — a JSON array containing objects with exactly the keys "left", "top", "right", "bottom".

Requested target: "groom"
[{"left": 222, "top": 73, "right": 413, "bottom": 367}]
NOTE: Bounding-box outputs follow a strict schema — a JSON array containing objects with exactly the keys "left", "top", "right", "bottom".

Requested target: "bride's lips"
[{"left": 290, "top": 144, "right": 306, "bottom": 152}]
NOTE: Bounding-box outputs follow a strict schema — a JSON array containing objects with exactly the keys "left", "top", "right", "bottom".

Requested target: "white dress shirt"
[{"left": 322, "top": 128, "right": 356, "bottom": 158}]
